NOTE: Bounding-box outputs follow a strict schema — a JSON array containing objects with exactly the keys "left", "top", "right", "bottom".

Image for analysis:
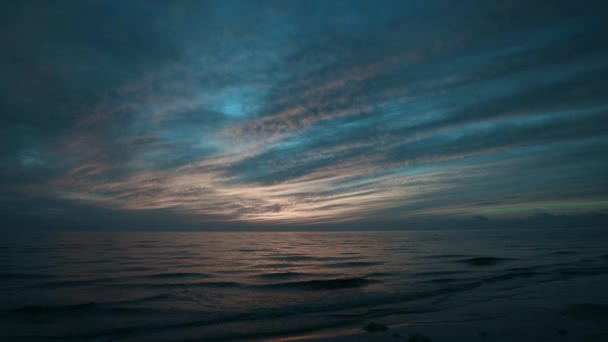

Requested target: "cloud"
[{"left": 1, "top": 0, "right": 608, "bottom": 230}]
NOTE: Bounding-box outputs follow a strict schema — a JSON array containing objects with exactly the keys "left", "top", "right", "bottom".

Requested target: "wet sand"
[{"left": 282, "top": 274, "right": 608, "bottom": 342}]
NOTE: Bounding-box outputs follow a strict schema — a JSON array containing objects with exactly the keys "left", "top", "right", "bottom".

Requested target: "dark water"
[{"left": 1, "top": 229, "right": 607, "bottom": 341}]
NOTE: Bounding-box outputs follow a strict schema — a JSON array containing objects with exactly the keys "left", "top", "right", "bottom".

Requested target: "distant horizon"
[
  {"left": 20, "top": 226, "right": 608, "bottom": 233},
  {"left": 6, "top": 211, "right": 608, "bottom": 232}
]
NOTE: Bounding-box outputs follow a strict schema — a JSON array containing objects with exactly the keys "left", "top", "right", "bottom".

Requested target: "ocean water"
[{"left": 1, "top": 229, "right": 607, "bottom": 341}]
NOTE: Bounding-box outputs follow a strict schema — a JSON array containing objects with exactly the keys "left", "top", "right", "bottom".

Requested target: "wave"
[
  {"left": 506, "top": 266, "right": 543, "bottom": 272},
  {"left": 483, "top": 271, "right": 539, "bottom": 283},
  {"left": 37, "top": 278, "right": 115, "bottom": 288},
  {"left": 268, "top": 255, "right": 320, "bottom": 262},
  {"left": 126, "top": 277, "right": 381, "bottom": 291},
  {"left": 457, "top": 257, "right": 509, "bottom": 266},
  {"left": 11, "top": 302, "right": 97, "bottom": 314},
  {"left": 166, "top": 255, "right": 203, "bottom": 260},
  {"left": 238, "top": 248, "right": 271, "bottom": 252},
  {"left": 364, "top": 272, "right": 395, "bottom": 278},
  {"left": 0, "top": 272, "right": 52, "bottom": 279},
  {"left": 10, "top": 266, "right": 602, "bottom": 341},
  {"left": 326, "top": 261, "right": 383, "bottom": 268},
  {"left": 122, "top": 281, "right": 242, "bottom": 289},
  {"left": 114, "top": 294, "right": 173, "bottom": 305},
  {"left": 10, "top": 294, "right": 177, "bottom": 316},
  {"left": 428, "top": 277, "right": 459, "bottom": 283},
  {"left": 141, "top": 272, "right": 213, "bottom": 279},
  {"left": 253, "top": 263, "right": 296, "bottom": 269},
  {"left": 265, "top": 277, "right": 380, "bottom": 291},
  {"left": 423, "top": 254, "right": 472, "bottom": 259},
  {"left": 99, "top": 277, "right": 383, "bottom": 292},
  {"left": 557, "top": 265, "right": 608, "bottom": 277},
  {"left": 412, "top": 270, "right": 466, "bottom": 277},
  {"left": 551, "top": 250, "right": 579, "bottom": 255},
  {"left": 255, "top": 272, "right": 308, "bottom": 279},
  {"left": 265, "top": 255, "right": 363, "bottom": 262}
]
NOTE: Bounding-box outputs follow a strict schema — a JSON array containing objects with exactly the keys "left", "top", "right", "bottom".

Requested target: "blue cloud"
[{"left": 1, "top": 0, "right": 608, "bottom": 229}]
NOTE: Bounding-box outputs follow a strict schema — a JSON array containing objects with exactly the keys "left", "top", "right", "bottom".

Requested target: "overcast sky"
[{"left": 1, "top": 0, "right": 608, "bottom": 231}]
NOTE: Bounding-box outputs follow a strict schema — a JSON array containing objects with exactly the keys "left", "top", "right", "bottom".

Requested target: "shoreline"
[{"left": 275, "top": 274, "right": 608, "bottom": 342}]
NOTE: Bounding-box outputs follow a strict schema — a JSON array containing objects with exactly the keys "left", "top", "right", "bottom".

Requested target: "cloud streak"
[{"left": 1, "top": 0, "right": 608, "bottom": 229}]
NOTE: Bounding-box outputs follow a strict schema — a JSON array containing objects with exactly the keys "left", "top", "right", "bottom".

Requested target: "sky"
[{"left": 1, "top": 0, "right": 608, "bottom": 231}]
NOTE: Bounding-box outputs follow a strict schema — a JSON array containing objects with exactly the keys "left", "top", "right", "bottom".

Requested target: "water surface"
[{"left": 1, "top": 229, "right": 607, "bottom": 341}]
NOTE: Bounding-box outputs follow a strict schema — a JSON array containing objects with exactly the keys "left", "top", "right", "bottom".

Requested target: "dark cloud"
[{"left": 1, "top": 0, "right": 608, "bottom": 230}]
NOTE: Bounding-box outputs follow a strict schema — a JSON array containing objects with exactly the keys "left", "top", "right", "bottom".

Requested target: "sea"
[{"left": 1, "top": 228, "right": 607, "bottom": 341}]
